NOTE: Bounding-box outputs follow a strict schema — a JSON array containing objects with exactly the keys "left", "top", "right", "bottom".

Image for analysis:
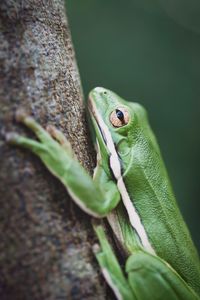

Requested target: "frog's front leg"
[{"left": 7, "top": 111, "right": 120, "bottom": 217}]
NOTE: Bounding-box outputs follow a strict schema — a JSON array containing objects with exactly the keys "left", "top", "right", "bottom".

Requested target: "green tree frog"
[{"left": 7, "top": 87, "right": 200, "bottom": 300}]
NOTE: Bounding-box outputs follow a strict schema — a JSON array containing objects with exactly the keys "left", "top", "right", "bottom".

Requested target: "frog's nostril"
[{"left": 93, "top": 87, "right": 107, "bottom": 95}]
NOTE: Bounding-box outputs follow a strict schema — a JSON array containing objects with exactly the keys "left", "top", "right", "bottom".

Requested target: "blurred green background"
[{"left": 67, "top": 0, "right": 200, "bottom": 252}]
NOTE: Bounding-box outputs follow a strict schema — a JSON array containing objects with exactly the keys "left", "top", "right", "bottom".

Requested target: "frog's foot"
[
  {"left": 6, "top": 111, "right": 74, "bottom": 177},
  {"left": 6, "top": 132, "right": 46, "bottom": 154},
  {"left": 15, "top": 109, "right": 54, "bottom": 145},
  {"left": 6, "top": 109, "right": 61, "bottom": 156},
  {"left": 15, "top": 109, "right": 74, "bottom": 156},
  {"left": 7, "top": 109, "right": 75, "bottom": 165},
  {"left": 12, "top": 110, "right": 58, "bottom": 143}
]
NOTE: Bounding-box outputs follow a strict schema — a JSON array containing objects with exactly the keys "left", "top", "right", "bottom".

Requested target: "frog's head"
[{"left": 88, "top": 87, "right": 148, "bottom": 177}]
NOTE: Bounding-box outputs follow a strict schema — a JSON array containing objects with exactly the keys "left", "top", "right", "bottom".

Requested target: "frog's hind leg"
[
  {"left": 126, "top": 251, "right": 199, "bottom": 300},
  {"left": 93, "top": 222, "right": 136, "bottom": 300}
]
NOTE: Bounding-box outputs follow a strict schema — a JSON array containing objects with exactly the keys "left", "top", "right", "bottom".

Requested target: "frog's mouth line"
[
  {"left": 88, "top": 95, "right": 121, "bottom": 178},
  {"left": 88, "top": 95, "right": 155, "bottom": 255},
  {"left": 88, "top": 95, "right": 108, "bottom": 146}
]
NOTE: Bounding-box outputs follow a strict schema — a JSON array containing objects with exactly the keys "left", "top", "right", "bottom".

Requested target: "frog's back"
[{"left": 123, "top": 123, "right": 200, "bottom": 295}]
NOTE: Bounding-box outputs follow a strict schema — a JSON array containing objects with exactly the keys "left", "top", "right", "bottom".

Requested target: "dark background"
[{"left": 67, "top": 0, "right": 200, "bottom": 252}]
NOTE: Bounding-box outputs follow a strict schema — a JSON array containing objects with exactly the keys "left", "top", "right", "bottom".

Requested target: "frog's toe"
[
  {"left": 46, "top": 125, "right": 58, "bottom": 138},
  {"left": 15, "top": 108, "right": 30, "bottom": 123},
  {"left": 46, "top": 125, "right": 72, "bottom": 151},
  {"left": 6, "top": 132, "right": 21, "bottom": 144}
]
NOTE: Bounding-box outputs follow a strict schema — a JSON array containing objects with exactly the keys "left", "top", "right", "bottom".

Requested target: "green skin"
[{"left": 7, "top": 87, "right": 200, "bottom": 300}]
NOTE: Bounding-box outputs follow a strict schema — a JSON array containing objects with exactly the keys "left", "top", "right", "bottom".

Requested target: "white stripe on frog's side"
[{"left": 91, "top": 100, "right": 156, "bottom": 255}]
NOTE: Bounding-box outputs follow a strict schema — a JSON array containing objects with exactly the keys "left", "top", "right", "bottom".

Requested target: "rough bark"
[{"left": 0, "top": 1, "right": 107, "bottom": 299}]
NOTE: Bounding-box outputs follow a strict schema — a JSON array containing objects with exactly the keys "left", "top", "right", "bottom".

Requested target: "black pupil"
[{"left": 116, "top": 109, "right": 124, "bottom": 120}]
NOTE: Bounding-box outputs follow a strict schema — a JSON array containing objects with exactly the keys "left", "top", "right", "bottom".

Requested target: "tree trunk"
[{"left": 0, "top": 1, "right": 107, "bottom": 299}]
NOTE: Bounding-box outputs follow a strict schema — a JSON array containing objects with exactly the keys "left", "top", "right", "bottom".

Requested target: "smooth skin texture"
[{"left": 7, "top": 88, "right": 200, "bottom": 300}]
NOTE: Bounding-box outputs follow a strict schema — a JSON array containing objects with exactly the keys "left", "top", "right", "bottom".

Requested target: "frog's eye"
[{"left": 110, "top": 107, "right": 129, "bottom": 127}]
